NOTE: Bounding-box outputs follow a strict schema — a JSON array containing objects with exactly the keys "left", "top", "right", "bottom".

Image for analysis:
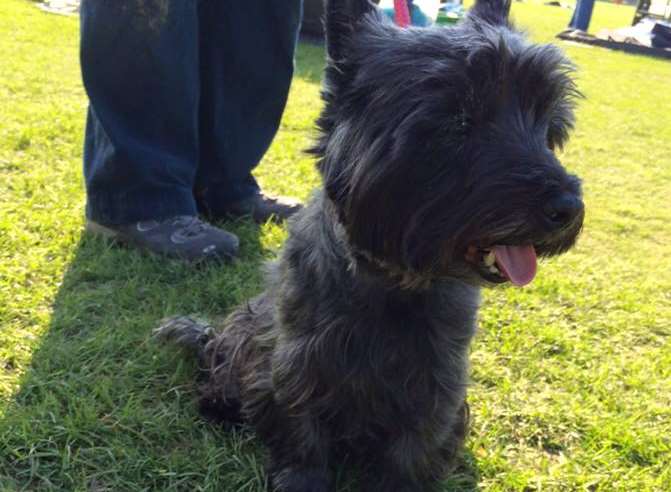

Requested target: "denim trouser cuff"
[{"left": 86, "top": 186, "right": 197, "bottom": 226}]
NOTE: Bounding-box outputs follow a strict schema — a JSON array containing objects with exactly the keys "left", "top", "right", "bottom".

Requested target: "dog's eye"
[
  {"left": 545, "top": 125, "right": 559, "bottom": 152},
  {"left": 547, "top": 136, "right": 556, "bottom": 152}
]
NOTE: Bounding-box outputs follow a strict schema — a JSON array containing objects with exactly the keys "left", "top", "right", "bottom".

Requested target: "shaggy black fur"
[{"left": 156, "top": 1, "right": 584, "bottom": 490}]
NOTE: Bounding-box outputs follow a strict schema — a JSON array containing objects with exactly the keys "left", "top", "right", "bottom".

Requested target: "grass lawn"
[{"left": 1, "top": 0, "right": 670, "bottom": 490}]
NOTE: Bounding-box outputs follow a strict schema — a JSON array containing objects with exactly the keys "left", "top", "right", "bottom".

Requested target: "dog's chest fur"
[{"left": 267, "top": 194, "right": 481, "bottom": 442}]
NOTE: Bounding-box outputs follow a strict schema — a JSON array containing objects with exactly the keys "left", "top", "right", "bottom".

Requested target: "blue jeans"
[
  {"left": 568, "top": 0, "right": 595, "bottom": 31},
  {"left": 80, "top": 0, "right": 302, "bottom": 225}
]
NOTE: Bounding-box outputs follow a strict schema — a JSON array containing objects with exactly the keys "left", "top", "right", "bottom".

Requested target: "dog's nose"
[{"left": 543, "top": 194, "right": 584, "bottom": 229}]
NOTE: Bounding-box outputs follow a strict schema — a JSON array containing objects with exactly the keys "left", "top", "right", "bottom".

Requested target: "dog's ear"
[
  {"left": 324, "top": 0, "right": 379, "bottom": 62},
  {"left": 315, "top": 0, "right": 382, "bottom": 213},
  {"left": 468, "top": 0, "right": 512, "bottom": 26}
]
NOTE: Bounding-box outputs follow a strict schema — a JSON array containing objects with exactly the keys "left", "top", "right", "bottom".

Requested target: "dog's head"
[{"left": 314, "top": 0, "right": 584, "bottom": 288}]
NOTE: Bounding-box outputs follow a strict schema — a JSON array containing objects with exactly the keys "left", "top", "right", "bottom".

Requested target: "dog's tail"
[
  {"left": 153, "top": 316, "right": 215, "bottom": 358},
  {"left": 469, "top": 0, "right": 512, "bottom": 26}
]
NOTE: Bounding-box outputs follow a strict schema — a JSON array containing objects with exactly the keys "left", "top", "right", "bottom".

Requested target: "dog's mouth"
[{"left": 465, "top": 245, "right": 537, "bottom": 286}]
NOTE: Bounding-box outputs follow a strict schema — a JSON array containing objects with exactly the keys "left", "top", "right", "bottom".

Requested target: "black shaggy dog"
[{"left": 156, "top": 0, "right": 584, "bottom": 490}]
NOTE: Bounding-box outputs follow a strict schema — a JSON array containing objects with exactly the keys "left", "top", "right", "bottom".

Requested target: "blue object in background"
[{"left": 568, "top": 0, "right": 595, "bottom": 31}]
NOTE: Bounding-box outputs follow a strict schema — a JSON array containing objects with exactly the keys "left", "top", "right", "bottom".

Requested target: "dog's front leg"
[
  {"left": 362, "top": 431, "right": 442, "bottom": 492},
  {"left": 265, "top": 414, "right": 333, "bottom": 492}
]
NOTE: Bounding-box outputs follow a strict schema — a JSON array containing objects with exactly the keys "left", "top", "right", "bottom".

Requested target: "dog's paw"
[{"left": 269, "top": 466, "right": 332, "bottom": 492}]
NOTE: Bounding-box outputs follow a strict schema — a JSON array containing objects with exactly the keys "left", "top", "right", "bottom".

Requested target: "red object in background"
[{"left": 394, "top": 0, "right": 411, "bottom": 27}]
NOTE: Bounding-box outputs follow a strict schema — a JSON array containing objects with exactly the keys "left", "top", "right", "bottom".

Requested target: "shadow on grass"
[
  {"left": 0, "top": 220, "right": 274, "bottom": 491},
  {"left": 0, "top": 216, "right": 482, "bottom": 490}
]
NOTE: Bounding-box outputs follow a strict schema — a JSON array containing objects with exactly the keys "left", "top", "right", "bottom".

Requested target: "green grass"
[{"left": 1, "top": 0, "right": 670, "bottom": 490}]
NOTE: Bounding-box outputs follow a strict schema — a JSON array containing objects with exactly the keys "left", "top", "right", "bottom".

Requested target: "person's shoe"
[
  {"left": 223, "top": 191, "right": 302, "bottom": 224},
  {"left": 86, "top": 215, "right": 239, "bottom": 262},
  {"left": 557, "top": 28, "right": 584, "bottom": 39}
]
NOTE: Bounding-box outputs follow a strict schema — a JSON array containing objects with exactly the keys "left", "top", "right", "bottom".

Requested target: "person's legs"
[
  {"left": 568, "top": 5, "right": 577, "bottom": 28},
  {"left": 195, "top": 0, "right": 303, "bottom": 219},
  {"left": 568, "top": 0, "right": 595, "bottom": 31},
  {"left": 81, "top": 0, "right": 200, "bottom": 225},
  {"left": 81, "top": 0, "right": 239, "bottom": 261}
]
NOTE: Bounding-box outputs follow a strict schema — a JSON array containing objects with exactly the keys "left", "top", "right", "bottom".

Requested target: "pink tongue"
[{"left": 493, "top": 245, "right": 537, "bottom": 287}]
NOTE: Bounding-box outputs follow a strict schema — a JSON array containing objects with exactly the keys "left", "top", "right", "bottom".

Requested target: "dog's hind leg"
[
  {"left": 154, "top": 316, "right": 244, "bottom": 427},
  {"left": 197, "top": 382, "right": 244, "bottom": 428},
  {"left": 153, "top": 315, "right": 214, "bottom": 362}
]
